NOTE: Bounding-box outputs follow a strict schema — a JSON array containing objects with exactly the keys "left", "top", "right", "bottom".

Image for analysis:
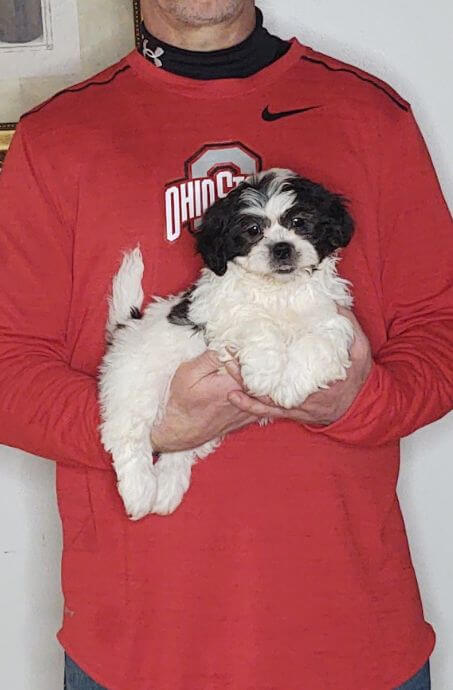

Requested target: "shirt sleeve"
[
  {"left": 0, "top": 122, "right": 112, "bottom": 470},
  {"left": 307, "top": 106, "right": 453, "bottom": 446}
]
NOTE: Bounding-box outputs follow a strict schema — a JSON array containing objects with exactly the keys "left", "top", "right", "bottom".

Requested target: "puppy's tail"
[{"left": 106, "top": 246, "right": 144, "bottom": 341}]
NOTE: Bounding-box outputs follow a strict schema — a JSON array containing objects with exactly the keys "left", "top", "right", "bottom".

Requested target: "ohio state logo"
[{"left": 164, "top": 142, "right": 262, "bottom": 242}]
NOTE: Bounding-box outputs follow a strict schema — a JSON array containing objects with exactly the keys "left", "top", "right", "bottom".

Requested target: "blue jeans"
[
  {"left": 64, "top": 654, "right": 430, "bottom": 689},
  {"left": 396, "top": 661, "right": 431, "bottom": 690},
  {"left": 64, "top": 655, "right": 106, "bottom": 690}
]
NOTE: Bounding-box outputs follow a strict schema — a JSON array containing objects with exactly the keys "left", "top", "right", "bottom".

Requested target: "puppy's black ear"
[
  {"left": 196, "top": 187, "right": 242, "bottom": 276},
  {"left": 321, "top": 195, "right": 355, "bottom": 250},
  {"left": 196, "top": 199, "right": 230, "bottom": 275}
]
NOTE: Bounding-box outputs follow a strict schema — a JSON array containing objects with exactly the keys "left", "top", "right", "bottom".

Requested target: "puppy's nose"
[{"left": 272, "top": 242, "right": 294, "bottom": 261}]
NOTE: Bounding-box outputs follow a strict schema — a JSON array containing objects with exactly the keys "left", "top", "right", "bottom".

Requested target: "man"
[{"left": 0, "top": 1, "right": 451, "bottom": 688}]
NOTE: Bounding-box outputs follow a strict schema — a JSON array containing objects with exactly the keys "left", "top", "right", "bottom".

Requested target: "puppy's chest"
[{"left": 201, "top": 299, "right": 324, "bottom": 348}]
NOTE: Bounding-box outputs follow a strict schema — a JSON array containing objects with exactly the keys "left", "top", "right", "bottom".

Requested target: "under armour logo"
[{"left": 142, "top": 40, "right": 164, "bottom": 68}]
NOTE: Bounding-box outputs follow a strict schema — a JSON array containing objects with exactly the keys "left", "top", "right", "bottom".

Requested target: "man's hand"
[
  {"left": 227, "top": 308, "right": 373, "bottom": 427},
  {"left": 151, "top": 350, "right": 259, "bottom": 453}
]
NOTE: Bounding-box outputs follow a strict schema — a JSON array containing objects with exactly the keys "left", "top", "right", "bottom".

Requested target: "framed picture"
[{"left": 0, "top": 0, "right": 141, "bottom": 171}]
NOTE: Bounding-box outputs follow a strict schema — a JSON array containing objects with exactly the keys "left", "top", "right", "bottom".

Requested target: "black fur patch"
[
  {"left": 167, "top": 287, "right": 204, "bottom": 332},
  {"left": 195, "top": 184, "right": 265, "bottom": 275},
  {"left": 110, "top": 305, "right": 143, "bottom": 342}
]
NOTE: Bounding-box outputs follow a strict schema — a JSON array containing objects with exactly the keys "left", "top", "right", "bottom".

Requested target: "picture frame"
[
  {"left": 0, "top": 129, "right": 14, "bottom": 170},
  {"left": 0, "top": 0, "right": 141, "bottom": 171}
]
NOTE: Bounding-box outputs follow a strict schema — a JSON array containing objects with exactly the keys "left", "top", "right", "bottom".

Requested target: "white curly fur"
[{"left": 99, "top": 248, "right": 353, "bottom": 520}]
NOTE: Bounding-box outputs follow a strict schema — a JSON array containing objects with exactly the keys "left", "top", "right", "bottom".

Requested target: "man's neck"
[{"left": 141, "top": 3, "right": 256, "bottom": 52}]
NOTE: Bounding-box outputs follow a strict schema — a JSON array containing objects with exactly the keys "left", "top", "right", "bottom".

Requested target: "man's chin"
[{"left": 161, "top": 0, "right": 246, "bottom": 27}]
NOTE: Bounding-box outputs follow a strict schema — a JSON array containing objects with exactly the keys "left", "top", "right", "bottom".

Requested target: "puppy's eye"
[
  {"left": 292, "top": 217, "right": 306, "bottom": 230},
  {"left": 246, "top": 224, "right": 261, "bottom": 237}
]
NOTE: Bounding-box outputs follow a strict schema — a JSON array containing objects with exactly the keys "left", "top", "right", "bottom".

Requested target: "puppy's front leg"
[
  {"left": 236, "top": 324, "right": 287, "bottom": 402},
  {"left": 277, "top": 315, "right": 354, "bottom": 408}
]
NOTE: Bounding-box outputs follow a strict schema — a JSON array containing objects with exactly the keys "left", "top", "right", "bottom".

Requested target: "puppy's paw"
[
  {"left": 277, "top": 334, "right": 351, "bottom": 408},
  {"left": 152, "top": 464, "right": 191, "bottom": 515},
  {"left": 270, "top": 385, "right": 310, "bottom": 409},
  {"left": 118, "top": 464, "right": 158, "bottom": 521},
  {"left": 241, "top": 360, "right": 283, "bottom": 400}
]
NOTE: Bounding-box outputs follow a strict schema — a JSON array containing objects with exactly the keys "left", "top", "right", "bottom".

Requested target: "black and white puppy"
[{"left": 99, "top": 169, "right": 355, "bottom": 519}]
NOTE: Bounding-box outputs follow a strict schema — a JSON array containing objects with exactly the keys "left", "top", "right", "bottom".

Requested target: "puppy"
[{"left": 99, "top": 169, "right": 355, "bottom": 519}]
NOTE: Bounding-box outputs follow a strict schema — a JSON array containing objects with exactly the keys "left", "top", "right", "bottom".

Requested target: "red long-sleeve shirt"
[{"left": 1, "top": 39, "right": 452, "bottom": 690}]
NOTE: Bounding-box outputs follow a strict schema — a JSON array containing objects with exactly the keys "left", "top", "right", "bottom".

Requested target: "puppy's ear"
[
  {"left": 196, "top": 199, "right": 230, "bottom": 275},
  {"left": 320, "top": 195, "right": 355, "bottom": 250},
  {"left": 196, "top": 187, "right": 242, "bottom": 276}
]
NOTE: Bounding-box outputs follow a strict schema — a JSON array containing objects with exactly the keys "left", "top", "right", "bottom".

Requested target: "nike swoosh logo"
[{"left": 262, "top": 105, "right": 321, "bottom": 121}]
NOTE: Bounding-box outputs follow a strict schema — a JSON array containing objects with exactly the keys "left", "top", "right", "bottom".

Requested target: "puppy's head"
[{"left": 195, "top": 168, "right": 354, "bottom": 280}]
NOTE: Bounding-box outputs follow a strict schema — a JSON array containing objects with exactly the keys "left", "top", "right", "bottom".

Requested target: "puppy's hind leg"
[
  {"left": 152, "top": 438, "right": 220, "bottom": 515},
  {"left": 152, "top": 450, "right": 196, "bottom": 516},
  {"left": 109, "top": 430, "right": 158, "bottom": 521}
]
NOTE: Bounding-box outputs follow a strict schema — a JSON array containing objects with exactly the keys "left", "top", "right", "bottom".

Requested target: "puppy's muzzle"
[{"left": 270, "top": 242, "right": 296, "bottom": 273}]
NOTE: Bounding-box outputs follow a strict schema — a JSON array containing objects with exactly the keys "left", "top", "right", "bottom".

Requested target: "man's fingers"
[
  {"left": 224, "top": 360, "right": 278, "bottom": 404},
  {"left": 228, "top": 391, "right": 285, "bottom": 418},
  {"left": 336, "top": 306, "right": 371, "bottom": 362},
  {"left": 256, "top": 394, "right": 278, "bottom": 406},
  {"left": 337, "top": 305, "right": 368, "bottom": 339},
  {"left": 337, "top": 305, "right": 365, "bottom": 334},
  {"left": 337, "top": 305, "right": 355, "bottom": 320}
]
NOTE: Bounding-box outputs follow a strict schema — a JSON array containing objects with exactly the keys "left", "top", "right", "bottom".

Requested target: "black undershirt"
[{"left": 139, "top": 8, "right": 290, "bottom": 80}]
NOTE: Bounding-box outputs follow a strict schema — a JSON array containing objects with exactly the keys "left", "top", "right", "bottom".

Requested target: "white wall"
[{"left": 0, "top": 1, "right": 451, "bottom": 688}]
